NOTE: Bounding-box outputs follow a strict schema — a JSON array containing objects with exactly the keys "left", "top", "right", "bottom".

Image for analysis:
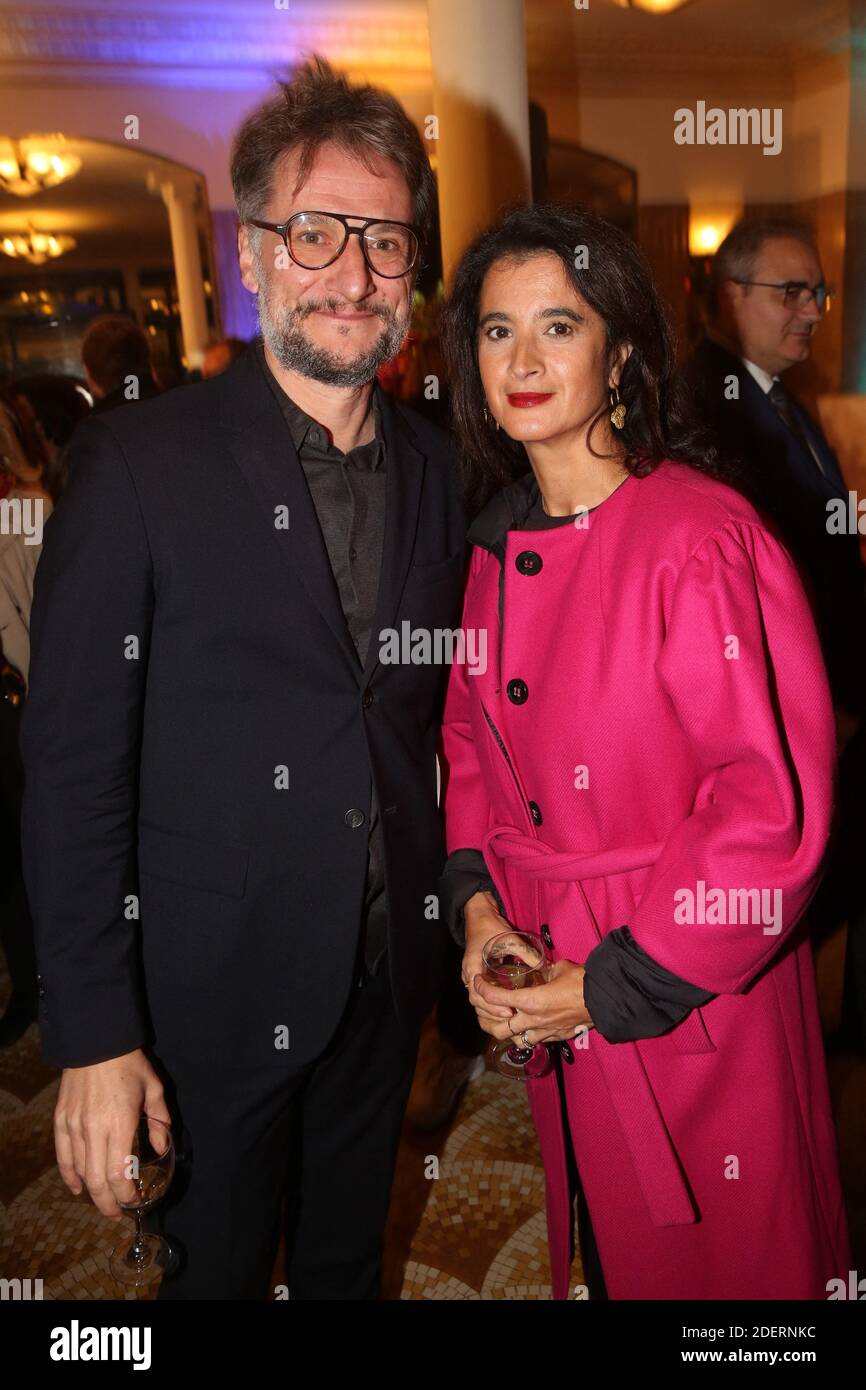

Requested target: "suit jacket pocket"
[
  {"left": 137, "top": 821, "right": 249, "bottom": 899},
  {"left": 668, "top": 1005, "right": 716, "bottom": 1054}
]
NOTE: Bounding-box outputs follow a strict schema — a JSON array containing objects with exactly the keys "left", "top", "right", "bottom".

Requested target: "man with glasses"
[
  {"left": 688, "top": 217, "right": 866, "bottom": 1053},
  {"left": 21, "top": 57, "right": 467, "bottom": 1299}
]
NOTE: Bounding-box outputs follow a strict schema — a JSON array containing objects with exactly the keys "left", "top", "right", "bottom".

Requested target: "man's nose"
[
  {"left": 800, "top": 294, "right": 822, "bottom": 324},
  {"left": 319, "top": 232, "right": 377, "bottom": 302}
]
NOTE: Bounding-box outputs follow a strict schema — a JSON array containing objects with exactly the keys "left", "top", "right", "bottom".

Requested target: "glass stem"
[{"left": 128, "top": 1209, "right": 148, "bottom": 1266}]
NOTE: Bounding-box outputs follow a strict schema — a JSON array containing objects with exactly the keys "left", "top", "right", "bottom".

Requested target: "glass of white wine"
[
  {"left": 481, "top": 931, "right": 554, "bottom": 1079},
  {"left": 109, "top": 1114, "right": 175, "bottom": 1287}
]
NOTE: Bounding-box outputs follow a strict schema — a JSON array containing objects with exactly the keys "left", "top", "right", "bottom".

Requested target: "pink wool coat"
[{"left": 441, "top": 459, "right": 851, "bottom": 1300}]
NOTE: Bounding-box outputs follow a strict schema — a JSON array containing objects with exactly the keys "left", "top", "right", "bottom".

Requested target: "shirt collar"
[{"left": 254, "top": 338, "right": 384, "bottom": 465}]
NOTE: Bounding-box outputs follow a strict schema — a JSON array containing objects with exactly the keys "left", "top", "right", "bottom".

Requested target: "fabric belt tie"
[{"left": 483, "top": 824, "right": 696, "bottom": 1228}]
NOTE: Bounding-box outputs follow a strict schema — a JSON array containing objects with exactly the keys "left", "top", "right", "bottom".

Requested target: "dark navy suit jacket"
[{"left": 687, "top": 336, "right": 866, "bottom": 716}]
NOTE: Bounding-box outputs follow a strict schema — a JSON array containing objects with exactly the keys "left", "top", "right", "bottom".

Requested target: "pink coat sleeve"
[
  {"left": 628, "top": 519, "right": 835, "bottom": 994},
  {"left": 439, "top": 545, "right": 495, "bottom": 852}
]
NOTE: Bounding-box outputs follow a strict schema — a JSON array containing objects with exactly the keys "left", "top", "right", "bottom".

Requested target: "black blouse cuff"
[
  {"left": 583, "top": 925, "right": 716, "bottom": 1044},
  {"left": 438, "top": 848, "right": 503, "bottom": 949}
]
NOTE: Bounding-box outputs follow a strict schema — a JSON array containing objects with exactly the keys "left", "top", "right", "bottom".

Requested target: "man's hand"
[{"left": 54, "top": 1049, "right": 172, "bottom": 1219}]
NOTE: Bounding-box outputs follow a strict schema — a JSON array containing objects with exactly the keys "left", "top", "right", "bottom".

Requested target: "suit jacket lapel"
[
  {"left": 363, "top": 385, "right": 426, "bottom": 681},
  {"left": 220, "top": 348, "right": 362, "bottom": 680}
]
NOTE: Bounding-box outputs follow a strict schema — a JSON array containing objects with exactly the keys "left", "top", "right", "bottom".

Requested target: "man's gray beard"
[{"left": 257, "top": 277, "right": 409, "bottom": 388}]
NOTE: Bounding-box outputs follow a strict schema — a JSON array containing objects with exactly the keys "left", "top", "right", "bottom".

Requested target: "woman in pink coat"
[{"left": 437, "top": 204, "right": 851, "bottom": 1300}]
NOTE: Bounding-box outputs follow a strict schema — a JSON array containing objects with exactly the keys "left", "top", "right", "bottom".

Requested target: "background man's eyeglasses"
[
  {"left": 248, "top": 211, "right": 420, "bottom": 278},
  {"left": 733, "top": 280, "right": 833, "bottom": 312}
]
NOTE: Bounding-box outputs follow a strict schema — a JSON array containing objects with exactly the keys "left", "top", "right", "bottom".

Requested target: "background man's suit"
[
  {"left": 21, "top": 344, "right": 468, "bottom": 1297},
  {"left": 688, "top": 335, "right": 866, "bottom": 1049}
]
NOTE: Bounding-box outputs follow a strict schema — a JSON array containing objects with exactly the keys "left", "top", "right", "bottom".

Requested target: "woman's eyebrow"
[
  {"left": 478, "top": 305, "right": 585, "bottom": 328},
  {"left": 537, "top": 306, "right": 585, "bottom": 323}
]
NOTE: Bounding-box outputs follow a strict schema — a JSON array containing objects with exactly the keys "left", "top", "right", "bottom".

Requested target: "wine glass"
[
  {"left": 481, "top": 931, "right": 554, "bottom": 1079},
  {"left": 108, "top": 1115, "right": 175, "bottom": 1287}
]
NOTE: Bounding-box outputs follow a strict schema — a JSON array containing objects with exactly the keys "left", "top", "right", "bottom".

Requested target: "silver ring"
[{"left": 521, "top": 1029, "right": 532, "bottom": 1047}]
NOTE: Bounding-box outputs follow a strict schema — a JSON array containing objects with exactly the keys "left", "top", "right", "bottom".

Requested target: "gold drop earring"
[
  {"left": 609, "top": 386, "right": 626, "bottom": 430},
  {"left": 483, "top": 405, "right": 500, "bottom": 431}
]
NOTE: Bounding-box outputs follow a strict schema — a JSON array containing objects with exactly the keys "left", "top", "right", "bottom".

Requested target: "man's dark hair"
[
  {"left": 709, "top": 217, "right": 818, "bottom": 318},
  {"left": 441, "top": 202, "right": 723, "bottom": 514},
  {"left": 81, "top": 316, "right": 153, "bottom": 395},
  {"left": 230, "top": 55, "right": 436, "bottom": 251}
]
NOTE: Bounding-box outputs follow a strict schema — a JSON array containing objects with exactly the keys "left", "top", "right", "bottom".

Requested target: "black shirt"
[{"left": 255, "top": 340, "right": 388, "bottom": 976}]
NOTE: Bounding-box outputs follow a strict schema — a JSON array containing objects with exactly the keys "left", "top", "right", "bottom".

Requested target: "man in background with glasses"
[
  {"left": 21, "top": 57, "right": 468, "bottom": 1299},
  {"left": 688, "top": 217, "right": 866, "bottom": 1056}
]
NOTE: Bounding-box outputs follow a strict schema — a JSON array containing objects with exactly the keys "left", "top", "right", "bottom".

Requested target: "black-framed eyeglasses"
[
  {"left": 248, "top": 210, "right": 421, "bottom": 278},
  {"left": 733, "top": 279, "right": 832, "bottom": 312}
]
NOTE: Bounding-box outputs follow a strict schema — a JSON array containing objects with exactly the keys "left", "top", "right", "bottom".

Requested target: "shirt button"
[
  {"left": 37, "top": 974, "right": 45, "bottom": 998},
  {"left": 560, "top": 1042, "right": 574, "bottom": 1064},
  {"left": 345, "top": 808, "right": 366, "bottom": 829},
  {"left": 540, "top": 924, "right": 554, "bottom": 951},
  {"left": 362, "top": 688, "right": 374, "bottom": 709},
  {"left": 516, "top": 550, "right": 543, "bottom": 575},
  {"left": 308, "top": 428, "right": 321, "bottom": 445},
  {"left": 529, "top": 800, "right": 543, "bottom": 826},
  {"left": 506, "top": 678, "right": 528, "bottom": 704}
]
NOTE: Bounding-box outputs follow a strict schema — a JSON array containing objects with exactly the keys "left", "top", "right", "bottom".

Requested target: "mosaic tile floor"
[
  {"left": 0, "top": 954, "right": 582, "bottom": 1301},
  {"left": 2, "top": 953, "right": 863, "bottom": 1302}
]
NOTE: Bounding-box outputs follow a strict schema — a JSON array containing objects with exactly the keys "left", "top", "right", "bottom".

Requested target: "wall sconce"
[
  {"left": 611, "top": 0, "right": 694, "bottom": 13},
  {"left": 688, "top": 207, "right": 741, "bottom": 258}
]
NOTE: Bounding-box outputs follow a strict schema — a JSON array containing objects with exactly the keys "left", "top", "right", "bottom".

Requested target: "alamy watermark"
[
  {"left": 379, "top": 623, "right": 487, "bottom": 674},
  {"left": 0, "top": 494, "right": 44, "bottom": 545},
  {"left": 674, "top": 101, "right": 782, "bottom": 157},
  {"left": 674, "top": 880, "right": 782, "bottom": 935}
]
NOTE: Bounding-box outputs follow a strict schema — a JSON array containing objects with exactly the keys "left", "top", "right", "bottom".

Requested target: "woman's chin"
[{"left": 499, "top": 415, "right": 560, "bottom": 445}]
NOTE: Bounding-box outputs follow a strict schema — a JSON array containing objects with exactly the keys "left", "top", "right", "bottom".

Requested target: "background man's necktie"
[{"left": 767, "top": 380, "right": 827, "bottom": 478}]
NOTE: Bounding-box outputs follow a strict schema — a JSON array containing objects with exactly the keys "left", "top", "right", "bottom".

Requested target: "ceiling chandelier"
[
  {"left": 0, "top": 138, "right": 82, "bottom": 198},
  {"left": 1, "top": 226, "right": 77, "bottom": 265}
]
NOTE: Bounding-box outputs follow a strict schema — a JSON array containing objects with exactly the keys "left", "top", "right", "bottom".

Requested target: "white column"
[
  {"left": 155, "top": 176, "right": 210, "bottom": 372},
  {"left": 427, "top": 0, "right": 532, "bottom": 283}
]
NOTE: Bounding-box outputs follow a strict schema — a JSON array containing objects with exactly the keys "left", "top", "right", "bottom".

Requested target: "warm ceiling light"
[
  {"left": 611, "top": 0, "right": 693, "bottom": 12},
  {"left": 0, "top": 138, "right": 82, "bottom": 197},
  {"left": 1, "top": 226, "right": 77, "bottom": 264}
]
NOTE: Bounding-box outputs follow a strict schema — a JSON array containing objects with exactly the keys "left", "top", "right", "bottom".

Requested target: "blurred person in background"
[
  {"left": 201, "top": 336, "right": 248, "bottom": 379},
  {"left": 14, "top": 373, "right": 92, "bottom": 460},
  {"left": 0, "top": 388, "right": 62, "bottom": 1046},
  {"left": 81, "top": 315, "right": 161, "bottom": 416},
  {"left": 688, "top": 219, "right": 866, "bottom": 1052}
]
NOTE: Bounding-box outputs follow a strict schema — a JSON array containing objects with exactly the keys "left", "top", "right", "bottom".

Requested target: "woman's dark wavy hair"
[{"left": 441, "top": 202, "right": 729, "bottom": 514}]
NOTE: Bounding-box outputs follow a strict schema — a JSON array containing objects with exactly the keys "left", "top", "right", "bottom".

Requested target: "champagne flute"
[
  {"left": 481, "top": 931, "right": 553, "bottom": 1079},
  {"left": 108, "top": 1115, "right": 175, "bottom": 1287}
]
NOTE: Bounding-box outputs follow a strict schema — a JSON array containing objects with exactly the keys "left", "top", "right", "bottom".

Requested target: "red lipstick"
[{"left": 506, "top": 393, "right": 553, "bottom": 407}]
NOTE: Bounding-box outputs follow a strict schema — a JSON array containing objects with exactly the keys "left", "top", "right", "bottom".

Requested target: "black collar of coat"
[{"left": 467, "top": 468, "right": 539, "bottom": 560}]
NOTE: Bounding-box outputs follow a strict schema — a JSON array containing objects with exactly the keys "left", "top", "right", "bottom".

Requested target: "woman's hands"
[
  {"left": 461, "top": 890, "right": 513, "bottom": 1031},
  {"left": 461, "top": 893, "right": 594, "bottom": 1045},
  {"left": 473, "top": 959, "right": 594, "bottom": 1045}
]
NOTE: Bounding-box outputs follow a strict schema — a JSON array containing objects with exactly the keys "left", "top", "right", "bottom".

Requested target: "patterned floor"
[
  {"left": 2, "top": 952, "right": 863, "bottom": 1301},
  {"left": 0, "top": 952, "right": 582, "bottom": 1301}
]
